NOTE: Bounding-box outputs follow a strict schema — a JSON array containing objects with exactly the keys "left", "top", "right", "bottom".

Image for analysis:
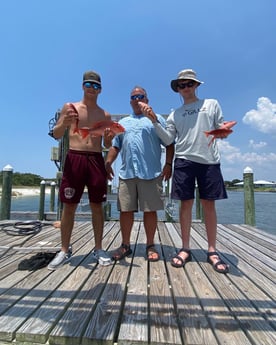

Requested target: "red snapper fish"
[
  {"left": 204, "top": 120, "right": 237, "bottom": 147},
  {"left": 78, "top": 120, "right": 125, "bottom": 139}
]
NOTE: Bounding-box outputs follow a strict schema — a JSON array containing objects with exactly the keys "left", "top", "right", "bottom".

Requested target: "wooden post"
[
  {"left": 165, "top": 180, "right": 170, "bottom": 197},
  {"left": 0, "top": 165, "right": 13, "bottom": 220},
  {"left": 57, "top": 129, "right": 69, "bottom": 220},
  {"left": 165, "top": 209, "right": 173, "bottom": 222},
  {"left": 104, "top": 202, "right": 111, "bottom": 220},
  {"left": 195, "top": 185, "right": 202, "bottom": 220},
  {"left": 243, "top": 167, "right": 255, "bottom": 226},
  {"left": 39, "top": 180, "right": 46, "bottom": 221},
  {"left": 50, "top": 181, "right": 56, "bottom": 212}
]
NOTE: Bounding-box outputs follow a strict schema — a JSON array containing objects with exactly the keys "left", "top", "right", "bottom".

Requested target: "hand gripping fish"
[
  {"left": 67, "top": 103, "right": 80, "bottom": 134},
  {"left": 204, "top": 120, "right": 237, "bottom": 147},
  {"left": 78, "top": 120, "right": 125, "bottom": 139}
]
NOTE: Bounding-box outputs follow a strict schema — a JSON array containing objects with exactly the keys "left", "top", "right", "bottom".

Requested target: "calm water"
[{"left": 6, "top": 191, "right": 276, "bottom": 235}]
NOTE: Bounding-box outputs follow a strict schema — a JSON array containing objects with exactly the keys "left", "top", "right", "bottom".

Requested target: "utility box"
[{"left": 51, "top": 147, "right": 60, "bottom": 161}]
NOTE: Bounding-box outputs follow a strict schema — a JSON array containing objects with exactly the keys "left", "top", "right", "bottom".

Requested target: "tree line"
[
  {"left": 0, "top": 172, "right": 47, "bottom": 186},
  {"left": 0, "top": 172, "right": 242, "bottom": 188}
]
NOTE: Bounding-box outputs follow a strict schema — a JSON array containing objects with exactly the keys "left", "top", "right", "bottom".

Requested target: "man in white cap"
[{"left": 139, "top": 69, "right": 231, "bottom": 273}]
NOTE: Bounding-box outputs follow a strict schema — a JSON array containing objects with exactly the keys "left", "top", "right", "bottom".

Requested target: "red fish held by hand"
[
  {"left": 204, "top": 120, "right": 237, "bottom": 146},
  {"left": 67, "top": 103, "right": 79, "bottom": 134},
  {"left": 219, "top": 120, "right": 237, "bottom": 130},
  {"left": 78, "top": 120, "right": 125, "bottom": 139}
]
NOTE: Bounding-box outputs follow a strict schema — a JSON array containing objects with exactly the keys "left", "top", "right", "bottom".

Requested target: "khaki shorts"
[{"left": 118, "top": 176, "right": 164, "bottom": 212}]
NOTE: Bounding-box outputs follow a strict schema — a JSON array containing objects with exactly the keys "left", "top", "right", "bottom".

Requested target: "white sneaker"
[
  {"left": 47, "top": 247, "right": 72, "bottom": 270},
  {"left": 92, "top": 249, "right": 113, "bottom": 266}
]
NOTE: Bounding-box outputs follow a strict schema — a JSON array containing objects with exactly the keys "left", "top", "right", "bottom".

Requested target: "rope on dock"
[{"left": 0, "top": 221, "right": 53, "bottom": 236}]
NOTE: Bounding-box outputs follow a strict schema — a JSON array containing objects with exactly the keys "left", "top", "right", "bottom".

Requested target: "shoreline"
[{"left": 0, "top": 187, "right": 51, "bottom": 197}]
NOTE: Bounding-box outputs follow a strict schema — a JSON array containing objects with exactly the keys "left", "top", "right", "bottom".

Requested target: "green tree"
[{"left": 0, "top": 172, "right": 43, "bottom": 186}]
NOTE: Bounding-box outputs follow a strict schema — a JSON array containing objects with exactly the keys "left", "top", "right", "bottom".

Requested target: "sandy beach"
[{"left": 0, "top": 187, "right": 51, "bottom": 197}]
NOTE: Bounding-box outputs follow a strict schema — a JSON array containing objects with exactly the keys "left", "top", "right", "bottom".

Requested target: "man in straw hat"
[{"left": 139, "top": 68, "right": 232, "bottom": 273}]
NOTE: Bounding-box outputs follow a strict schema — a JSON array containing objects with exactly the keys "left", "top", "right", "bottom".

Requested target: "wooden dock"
[{"left": 0, "top": 220, "right": 275, "bottom": 345}]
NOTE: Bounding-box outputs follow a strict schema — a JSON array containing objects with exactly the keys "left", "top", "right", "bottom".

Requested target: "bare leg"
[
  {"left": 112, "top": 211, "right": 134, "bottom": 260},
  {"left": 60, "top": 203, "right": 78, "bottom": 253},
  {"left": 201, "top": 199, "right": 228, "bottom": 271},
  {"left": 90, "top": 202, "right": 104, "bottom": 250},
  {"left": 119, "top": 211, "right": 134, "bottom": 245},
  {"left": 172, "top": 199, "right": 193, "bottom": 265},
  {"left": 144, "top": 211, "right": 157, "bottom": 246},
  {"left": 144, "top": 211, "right": 159, "bottom": 260},
  {"left": 201, "top": 199, "right": 217, "bottom": 252}
]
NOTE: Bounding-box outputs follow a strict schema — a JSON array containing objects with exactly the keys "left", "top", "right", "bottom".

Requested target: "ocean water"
[{"left": 5, "top": 191, "right": 276, "bottom": 235}]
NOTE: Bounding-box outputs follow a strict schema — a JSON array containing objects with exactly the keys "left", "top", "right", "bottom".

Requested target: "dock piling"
[
  {"left": 243, "top": 166, "right": 256, "bottom": 226},
  {"left": 0, "top": 165, "right": 13, "bottom": 220}
]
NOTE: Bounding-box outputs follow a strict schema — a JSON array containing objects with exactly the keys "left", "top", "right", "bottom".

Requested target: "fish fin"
[
  {"left": 208, "top": 136, "right": 215, "bottom": 147},
  {"left": 204, "top": 131, "right": 210, "bottom": 137},
  {"left": 80, "top": 129, "right": 89, "bottom": 139}
]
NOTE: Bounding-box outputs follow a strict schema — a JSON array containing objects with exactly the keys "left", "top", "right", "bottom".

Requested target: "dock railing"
[{"left": 1, "top": 165, "right": 256, "bottom": 226}]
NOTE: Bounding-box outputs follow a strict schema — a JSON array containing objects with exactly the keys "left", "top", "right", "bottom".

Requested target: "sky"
[{"left": 1, "top": 0, "right": 275, "bottom": 183}]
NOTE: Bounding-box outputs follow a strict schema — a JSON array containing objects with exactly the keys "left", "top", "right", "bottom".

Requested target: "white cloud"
[
  {"left": 242, "top": 97, "right": 276, "bottom": 134},
  {"left": 219, "top": 140, "right": 276, "bottom": 165},
  {"left": 248, "top": 139, "right": 267, "bottom": 149},
  {"left": 218, "top": 140, "right": 276, "bottom": 180}
]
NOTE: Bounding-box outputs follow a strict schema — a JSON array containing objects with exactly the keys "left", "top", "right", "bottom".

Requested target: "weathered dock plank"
[
  {"left": 159, "top": 222, "right": 220, "bottom": 345},
  {"left": 15, "top": 222, "right": 119, "bottom": 344},
  {"left": 0, "top": 220, "right": 275, "bottom": 345},
  {"left": 117, "top": 222, "right": 149, "bottom": 345}
]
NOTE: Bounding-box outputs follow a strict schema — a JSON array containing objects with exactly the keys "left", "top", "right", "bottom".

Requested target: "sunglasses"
[
  {"left": 177, "top": 81, "right": 196, "bottom": 89},
  {"left": 131, "top": 94, "right": 145, "bottom": 100},
  {"left": 83, "top": 82, "right": 101, "bottom": 90}
]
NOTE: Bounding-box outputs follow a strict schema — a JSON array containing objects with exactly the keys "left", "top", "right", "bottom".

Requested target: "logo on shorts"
[{"left": 64, "top": 187, "right": 75, "bottom": 199}]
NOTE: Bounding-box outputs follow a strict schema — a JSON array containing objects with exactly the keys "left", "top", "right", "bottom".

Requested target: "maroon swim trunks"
[{"left": 59, "top": 150, "right": 107, "bottom": 204}]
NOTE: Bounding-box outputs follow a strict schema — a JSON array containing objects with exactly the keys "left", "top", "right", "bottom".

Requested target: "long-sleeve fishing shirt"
[{"left": 153, "top": 98, "right": 224, "bottom": 164}]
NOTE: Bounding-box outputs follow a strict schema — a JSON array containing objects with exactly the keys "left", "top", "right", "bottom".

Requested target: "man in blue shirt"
[{"left": 105, "top": 86, "right": 174, "bottom": 261}]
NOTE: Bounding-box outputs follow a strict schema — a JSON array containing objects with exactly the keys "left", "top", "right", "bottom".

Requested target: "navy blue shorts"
[
  {"left": 171, "top": 158, "right": 227, "bottom": 201},
  {"left": 60, "top": 150, "right": 107, "bottom": 204}
]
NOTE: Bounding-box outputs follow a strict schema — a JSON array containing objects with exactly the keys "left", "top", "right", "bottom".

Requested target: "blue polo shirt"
[{"left": 112, "top": 113, "right": 166, "bottom": 180}]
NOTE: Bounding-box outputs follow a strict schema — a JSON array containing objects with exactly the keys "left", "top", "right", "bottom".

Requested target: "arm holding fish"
[
  {"left": 103, "top": 128, "right": 115, "bottom": 149},
  {"left": 105, "top": 146, "right": 120, "bottom": 181},
  {"left": 53, "top": 103, "right": 78, "bottom": 139},
  {"left": 218, "top": 120, "right": 237, "bottom": 135},
  {"left": 138, "top": 101, "right": 175, "bottom": 146},
  {"left": 209, "top": 121, "right": 237, "bottom": 140},
  {"left": 215, "top": 106, "right": 235, "bottom": 139},
  {"left": 102, "top": 111, "right": 114, "bottom": 148},
  {"left": 203, "top": 102, "right": 237, "bottom": 145}
]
